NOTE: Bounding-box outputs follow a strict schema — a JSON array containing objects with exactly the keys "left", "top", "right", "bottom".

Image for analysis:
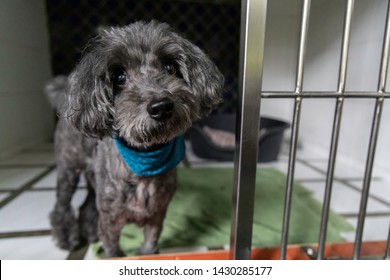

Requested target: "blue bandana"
[{"left": 114, "top": 135, "right": 186, "bottom": 177}]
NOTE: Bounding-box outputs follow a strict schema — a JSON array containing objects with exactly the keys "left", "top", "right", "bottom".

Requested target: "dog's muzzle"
[{"left": 147, "top": 97, "right": 174, "bottom": 121}]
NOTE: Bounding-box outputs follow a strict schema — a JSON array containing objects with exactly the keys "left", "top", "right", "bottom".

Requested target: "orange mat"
[{"left": 118, "top": 241, "right": 387, "bottom": 260}]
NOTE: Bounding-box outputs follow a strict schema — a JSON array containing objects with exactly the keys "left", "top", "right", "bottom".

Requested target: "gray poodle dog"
[{"left": 45, "top": 21, "right": 224, "bottom": 258}]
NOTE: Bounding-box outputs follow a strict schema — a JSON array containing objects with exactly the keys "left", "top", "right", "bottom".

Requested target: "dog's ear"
[
  {"left": 179, "top": 38, "right": 225, "bottom": 117},
  {"left": 65, "top": 47, "right": 115, "bottom": 138}
]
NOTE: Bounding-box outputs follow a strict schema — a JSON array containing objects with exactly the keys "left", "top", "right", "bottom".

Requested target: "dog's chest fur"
[{"left": 94, "top": 138, "right": 177, "bottom": 225}]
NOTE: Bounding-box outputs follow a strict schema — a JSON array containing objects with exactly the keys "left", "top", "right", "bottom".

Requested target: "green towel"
[{"left": 93, "top": 167, "right": 353, "bottom": 257}]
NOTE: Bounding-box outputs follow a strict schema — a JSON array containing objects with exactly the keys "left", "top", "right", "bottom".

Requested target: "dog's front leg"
[
  {"left": 50, "top": 164, "right": 82, "bottom": 250},
  {"left": 78, "top": 184, "right": 99, "bottom": 244},
  {"left": 98, "top": 211, "right": 126, "bottom": 258},
  {"left": 139, "top": 216, "right": 165, "bottom": 255},
  {"left": 139, "top": 171, "right": 177, "bottom": 255}
]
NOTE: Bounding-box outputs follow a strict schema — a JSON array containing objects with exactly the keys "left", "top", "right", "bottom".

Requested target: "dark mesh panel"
[{"left": 45, "top": 0, "right": 240, "bottom": 112}]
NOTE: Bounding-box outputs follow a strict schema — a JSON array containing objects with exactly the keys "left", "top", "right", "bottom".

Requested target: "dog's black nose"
[{"left": 147, "top": 98, "right": 174, "bottom": 121}]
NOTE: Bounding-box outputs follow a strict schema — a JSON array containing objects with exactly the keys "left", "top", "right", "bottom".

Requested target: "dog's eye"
[
  {"left": 111, "top": 68, "right": 127, "bottom": 86},
  {"left": 163, "top": 63, "right": 177, "bottom": 76}
]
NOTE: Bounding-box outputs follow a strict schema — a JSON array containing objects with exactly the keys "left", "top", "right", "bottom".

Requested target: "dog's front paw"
[
  {"left": 139, "top": 244, "right": 159, "bottom": 255},
  {"left": 78, "top": 204, "right": 99, "bottom": 243},
  {"left": 50, "top": 206, "right": 82, "bottom": 250},
  {"left": 103, "top": 247, "right": 125, "bottom": 258}
]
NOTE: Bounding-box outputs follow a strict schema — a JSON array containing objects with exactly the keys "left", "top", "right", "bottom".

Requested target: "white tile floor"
[
  {"left": 0, "top": 190, "right": 87, "bottom": 232},
  {"left": 32, "top": 168, "right": 87, "bottom": 189},
  {"left": 0, "top": 140, "right": 389, "bottom": 260},
  {"left": 302, "top": 181, "right": 389, "bottom": 214},
  {"left": 0, "top": 168, "right": 47, "bottom": 190}
]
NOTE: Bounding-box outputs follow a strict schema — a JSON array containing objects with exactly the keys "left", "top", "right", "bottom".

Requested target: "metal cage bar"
[
  {"left": 378, "top": 0, "right": 390, "bottom": 94},
  {"left": 337, "top": 0, "right": 355, "bottom": 94},
  {"left": 279, "top": 0, "right": 311, "bottom": 260},
  {"left": 261, "top": 91, "right": 390, "bottom": 98},
  {"left": 279, "top": 97, "right": 302, "bottom": 260},
  {"left": 230, "top": 0, "right": 267, "bottom": 260},
  {"left": 353, "top": 0, "right": 390, "bottom": 260},
  {"left": 295, "top": 0, "right": 311, "bottom": 94},
  {"left": 234, "top": 0, "right": 390, "bottom": 260},
  {"left": 386, "top": 223, "right": 390, "bottom": 259},
  {"left": 353, "top": 97, "right": 384, "bottom": 260},
  {"left": 317, "top": 0, "right": 355, "bottom": 260}
]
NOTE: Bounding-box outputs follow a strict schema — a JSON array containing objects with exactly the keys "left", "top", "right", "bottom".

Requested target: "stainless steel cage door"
[{"left": 231, "top": 0, "right": 390, "bottom": 260}]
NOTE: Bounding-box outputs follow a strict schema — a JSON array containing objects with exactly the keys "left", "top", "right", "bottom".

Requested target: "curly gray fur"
[{"left": 46, "top": 21, "right": 224, "bottom": 258}]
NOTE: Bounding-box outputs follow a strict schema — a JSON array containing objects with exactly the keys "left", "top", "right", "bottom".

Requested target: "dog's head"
[{"left": 66, "top": 21, "right": 224, "bottom": 149}]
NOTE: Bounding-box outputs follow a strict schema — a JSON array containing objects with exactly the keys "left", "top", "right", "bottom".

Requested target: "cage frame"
[{"left": 230, "top": 0, "right": 390, "bottom": 260}]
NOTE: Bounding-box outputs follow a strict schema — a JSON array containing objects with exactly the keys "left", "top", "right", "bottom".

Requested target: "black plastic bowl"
[{"left": 188, "top": 113, "right": 290, "bottom": 162}]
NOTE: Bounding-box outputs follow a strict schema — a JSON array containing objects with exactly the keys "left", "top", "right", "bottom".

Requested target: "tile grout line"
[
  {"left": 296, "top": 178, "right": 328, "bottom": 183},
  {"left": 0, "top": 165, "right": 56, "bottom": 209},
  {"left": 340, "top": 212, "right": 390, "bottom": 218},
  {"left": 29, "top": 186, "right": 87, "bottom": 192},
  {"left": 21, "top": 149, "right": 54, "bottom": 153},
  {"left": 0, "top": 164, "right": 55, "bottom": 169},
  {"left": 338, "top": 179, "right": 390, "bottom": 208},
  {"left": 296, "top": 177, "right": 381, "bottom": 183},
  {"left": 0, "top": 230, "right": 52, "bottom": 239},
  {"left": 0, "top": 189, "right": 18, "bottom": 193},
  {"left": 297, "top": 158, "right": 381, "bottom": 181},
  {"left": 297, "top": 159, "right": 390, "bottom": 208},
  {"left": 67, "top": 244, "right": 90, "bottom": 260}
]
